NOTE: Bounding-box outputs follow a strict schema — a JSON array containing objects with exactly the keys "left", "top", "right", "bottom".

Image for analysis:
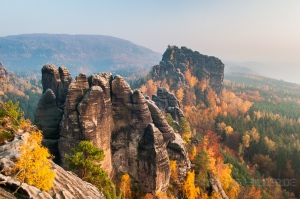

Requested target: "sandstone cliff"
[
  {"left": 35, "top": 64, "right": 72, "bottom": 164},
  {"left": 0, "top": 133, "right": 105, "bottom": 199},
  {"left": 35, "top": 64, "right": 191, "bottom": 194},
  {"left": 151, "top": 46, "right": 224, "bottom": 95}
]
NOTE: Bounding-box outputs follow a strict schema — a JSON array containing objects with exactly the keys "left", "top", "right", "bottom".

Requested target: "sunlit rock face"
[
  {"left": 36, "top": 65, "right": 191, "bottom": 193},
  {"left": 35, "top": 64, "right": 72, "bottom": 163},
  {"left": 151, "top": 46, "right": 224, "bottom": 95}
]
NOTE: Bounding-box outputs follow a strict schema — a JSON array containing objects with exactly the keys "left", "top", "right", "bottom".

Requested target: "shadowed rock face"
[
  {"left": 152, "top": 87, "right": 184, "bottom": 123},
  {"left": 152, "top": 46, "right": 224, "bottom": 94},
  {"left": 36, "top": 65, "right": 191, "bottom": 193},
  {"left": 35, "top": 89, "right": 62, "bottom": 140},
  {"left": 35, "top": 64, "right": 72, "bottom": 164},
  {"left": 111, "top": 76, "right": 153, "bottom": 179},
  {"left": 138, "top": 124, "right": 170, "bottom": 192},
  {"left": 41, "top": 64, "right": 72, "bottom": 107}
]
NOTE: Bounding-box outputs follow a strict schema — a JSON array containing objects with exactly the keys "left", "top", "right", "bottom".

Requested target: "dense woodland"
[
  {"left": 137, "top": 71, "right": 300, "bottom": 198},
  {"left": 2, "top": 66, "right": 300, "bottom": 198},
  {"left": 0, "top": 72, "right": 41, "bottom": 121}
]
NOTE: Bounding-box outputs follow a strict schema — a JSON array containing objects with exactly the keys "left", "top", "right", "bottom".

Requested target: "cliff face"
[
  {"left": 35, "top": 64, "right": 72, "bottom": 164},
  {"left": 35, "top": 64, "right": 191, "bottom": 194},
  {"left": 152, "top": 87, "right": 184, "bottom": 123},
  {"left": 152, "top": 46, "right": 224, "bottom": 94}
]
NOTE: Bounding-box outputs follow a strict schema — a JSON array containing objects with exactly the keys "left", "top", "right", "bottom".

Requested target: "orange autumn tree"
[
  {"left": 176, "top": 88, "right": 184, "bottom": 103},
  {"left": 184, "top": 69, "right": 198, "bottom": 88},
  {"left": 119, "top": 173, "right": 132, "bottom": 199},
  {"left": 140, "top": 79, "right": 158, "bottom": 99},
  {"left": 196, "top": 131, "right": 240, "bottom": 197}
]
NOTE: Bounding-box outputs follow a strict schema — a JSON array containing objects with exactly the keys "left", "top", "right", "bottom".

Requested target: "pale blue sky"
[{"left": 1, "top": 1, "right": 300, "bottom": 82}]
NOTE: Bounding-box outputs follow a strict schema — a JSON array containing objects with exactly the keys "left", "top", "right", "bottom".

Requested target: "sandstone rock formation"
[
  {"left": 41, "top": 64, "right": 72, "bottom": 107},
  {"left": 151, "top": 46, "right": 224, "bottom": 95},
  {"left": 35, "top": 64, "right": 191, "bottom": 194},
  {"left": 35, "top": 64, "right": 72, "bottom": 164},
  {"left": 138, "top": 124, "right": 170, "bottom": 192},
  {"left": 0, "top": 133, "right": 105, "bottom": 199},
  {"left": 152, "top": 87, "right": 184, "bottom": 123},
  {"left": 59, "top": 73, "right": 113, "bottom": 176}
]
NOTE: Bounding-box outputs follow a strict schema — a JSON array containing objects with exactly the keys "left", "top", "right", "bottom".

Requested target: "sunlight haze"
[{"left": 1, "top": 0, "right": 300, "bottom": 83}]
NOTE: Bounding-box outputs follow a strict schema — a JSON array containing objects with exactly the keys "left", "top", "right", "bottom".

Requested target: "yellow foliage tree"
[
  {"left": 198, "top": 79, "right": 207, "bottom": 92},
  {"left": 224, "top": 126, "right": 234, "bottom": 134},
  {"left": 14, "top": 131, "right": 55, "bottom": 191},
  {"left": 264, "top": 136, "right": 276, "bottom": 151},
  {"left": 250, "top": 127, "right": 260, "bottom": 143},
  {"left": 189, "top": 146, "right": 197, "bottom": 161},
  {"left": 184, "top": 70, "right": 198, "bottom": 88},
  {"left": 176, "top": 88, "right": 184, "bottom": 103},
  {"left": 119, "top": 173, "right": 132, "bottom": 199},
  {"left": 170, "top": 160, "right": 178, "bottom": 183},
  {"left": 181, "top": 171, "right": 200, "bottom": 199},
  {"left": 242, "top": 133, "right": 251, "bottom": 148},
  {"left": 215, "top": 163, "right": 240, "bottom": 198}
]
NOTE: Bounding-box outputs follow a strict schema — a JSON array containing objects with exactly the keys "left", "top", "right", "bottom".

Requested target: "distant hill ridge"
[{"left": 0, "top": 34, "right": 161, "bottom": 77}]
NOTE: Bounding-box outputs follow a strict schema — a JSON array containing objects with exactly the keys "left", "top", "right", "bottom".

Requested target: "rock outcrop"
[
  {"left": 35, "top": 64, "right": 72, "bottom": 164},
  {"left": 151, "top": 46, "right": 224, "bottom": 95},
  {"left": 35, "top": 64, "right": 191, "bottom": 193},
  {"left": 59, "top": 73, "right": 113, "bottom": 176},
  {"left": 152, "top": 87, "right": 184, "bottom": 123},
  {"left": 41, "top": 64, "right": 72, "bottom": 107},
  {"left": 0, "top": 133, "right": 105, "bottom": 199}
]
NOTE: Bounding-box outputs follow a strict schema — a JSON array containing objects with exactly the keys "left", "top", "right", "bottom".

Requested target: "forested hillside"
[
  {"left": 2, "top": 47, "right": 300, "bottom": 198},
  {"left": 138, "top": 60, "right": 300, "bottom": 197},
  {"left": 0, "top": 34, "right": 161, "bottom": 79},
  {"left": 0, "top": 63, "right": 41, "bottom": 121}
]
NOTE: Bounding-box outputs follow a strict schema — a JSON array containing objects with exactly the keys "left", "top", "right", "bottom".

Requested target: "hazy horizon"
[{"left": 1, "top": 1, "right": 300, "bottom": 83}]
